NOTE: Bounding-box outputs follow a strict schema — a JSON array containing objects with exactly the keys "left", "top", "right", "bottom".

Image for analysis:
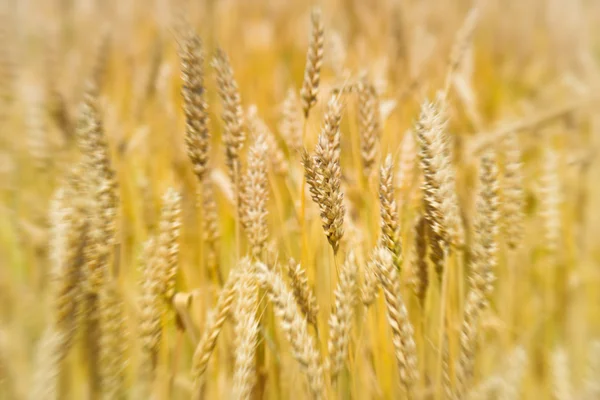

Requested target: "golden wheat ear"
[
  {"left": 300, "top": 7, "right": 324, "bottom": 119},
  {"left": 254, "top": 261, "right": 325, "bottom": 398},
  {"left": 286, "top": 257, "right": 319, "bottom": 327},
  {"left": 178, "top": 26, "right": 211, "bottom": 183},
  {"left": 239, "top": 130, "right": 269, "bottom": 260},
  {"left": 213, "top": 47, "right": 245, "bottom": 184},
  {"left": 358, "top": 78, "right": 382, "bottom": 177},
  {"left": 328, "top": 251, "right": 358, "bottom": 383},
  {"left": 191, "top": 264, "right": 242, "bottom": 396},
  {"left": 373, "top": 247, "right": 418, "bottom": 393},
  {"left": 231, "top": 260, "right": 259, "bottom": 400},
  {"left": 379, "top": 154, "right": 402, "bottom": 272}
]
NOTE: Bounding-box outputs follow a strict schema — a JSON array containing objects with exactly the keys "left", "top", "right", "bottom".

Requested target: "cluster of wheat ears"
[{"left": 1, "top": 0, "right": 600, "bottom": 399}]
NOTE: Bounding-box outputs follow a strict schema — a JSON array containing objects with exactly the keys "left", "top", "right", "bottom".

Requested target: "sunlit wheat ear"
[
  {"left": 442, "top": 335, "right": 454, "bottom": 400},
  {"left": 138, "top": 236, "right": 161, "bottom": 394},
  {"left": 200, "top": 179, "right": 220, "bottom": 273},
  {"left": 470, "top": 150, "right": 499, "bottom": 305},
  {"left": 29, "top": 328, "right": 65, "bottom": 400},
  {"left": 539, "top": 146, "right": 562, "bottom": 253},
  {"left": 456, "top": 289, "right": 485, "bottom": 398},
  {"left": 191, "top": 265, "right": 241, "bottom": 395},
  {"left": 99, "top": 281, "right": 127, "bottom": 400},
  {"left": 552, "top": 347, "right": 573, "bottom": 400},
  {"left": 213, "top": 47, "right": 245, "bottom": 183},
  {"left": 49, "top": 167, "right": 87, "bottom": 354},
  {"left": 500, "top": 132, "right": 525, "bottom": 250},
  {"left": 232, "top": 260, "right": 259, "bottom": 400},
  {"left": 361, "top": 247, "right": 381, "bottom": 307},
  {"left": 329, "top": 251, "right": 358, "bottom": 383},
  {"left": 300, "top": 7, "right": 324, "bottom": 119},
  {"left": 247, "top": 105, "right": 288, "bottom": 175},
  {"left": 379, "top": 154, "right": 402, "bottom": 271},
  {"left": 240, "top": 131, "right": 269, "bottom": 259},
  {"left": 76, "top": 81, "right": 119, "bottom": 293},
  {"left": 322, "top": 93, "right": 343, "bottom": 156},
  {"left": 280, "top": 88, "right": 304, "bottom": 151},
  {"left": 410, "top": 214, "right": 428, "bottom": 307},
  {"left": 255, "top": 262, "right": 325, "bottom": 399},
  {"left": 155, "top": 187, "right": 182, "bottom": 302},
  {"left": 302, "top": 105, "right": 345, "bottom": 253},
  {"left": 287, "top": 257, "right": 319, "bottom": 326},
  {"left": 178, "top": 26, "right": 211, "bottom": 182},
  {"left": 373, "top": 247, "right": 418, "bottom": 392},
  {"left": 358, "top": 78, "right": 381, "bottom": 176},
  {"left": 414, "top": 94, "right": 464, "bottom": 250}
]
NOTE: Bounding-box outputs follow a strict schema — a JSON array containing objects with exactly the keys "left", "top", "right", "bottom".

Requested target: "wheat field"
[{"left": 1, "top": 0, "right": 600, "bottom": 399}]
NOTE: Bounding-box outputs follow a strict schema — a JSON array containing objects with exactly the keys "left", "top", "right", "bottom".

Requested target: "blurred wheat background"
[{"left": 1, "top": 0, "right": 600, "bottom": 399}]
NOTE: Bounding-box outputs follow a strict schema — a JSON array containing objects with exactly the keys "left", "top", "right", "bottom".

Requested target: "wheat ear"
[
  {"left": 213, "top": 47, "right": 245, "bottom": 183},
  {"left": 358, "top": 78, "right": 381, "bottom": 176},
  {"left": 379, "top": 154, "right": 402, "bottom": 271},
  {"left": 300, "top": 7, "right": 324, "bottom": 118},
  {"left": 191, "top": 266, "right": 241, "bottom": 394},
  {"left": 155, "top": 188, "right": 182, "bottom": 303},
  {"left": 232, "top": 260, "right": 259, "bottom": 400},
  {"left": 280, "top": 88, "right": 303, "bottom": 151},
  {"left": 328, "top": 251, "right": 358, "bottom": 383},
  {"left": 414, "top": 94, "right": 464, "bottom": 250},
  {"left": 287, "top": 258, "right": 319, "bottom": 326},
  {"left": 373, "top": 247, "right": 418, "bottom": 392},
  {"left": 255, "top": 262, "right": 325, "bottom": 399},
  {"left": 500, "top": 132, "right": 524, "bottom": 249},
  {"left": 239, "top": 130, "right": 269, "bottom": 259},
  {"left": 99, "top": 281, "right": 127, "bottom": 399},
  {"left": 178, "top": 26, "right": 211, "bottom": 182}
]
